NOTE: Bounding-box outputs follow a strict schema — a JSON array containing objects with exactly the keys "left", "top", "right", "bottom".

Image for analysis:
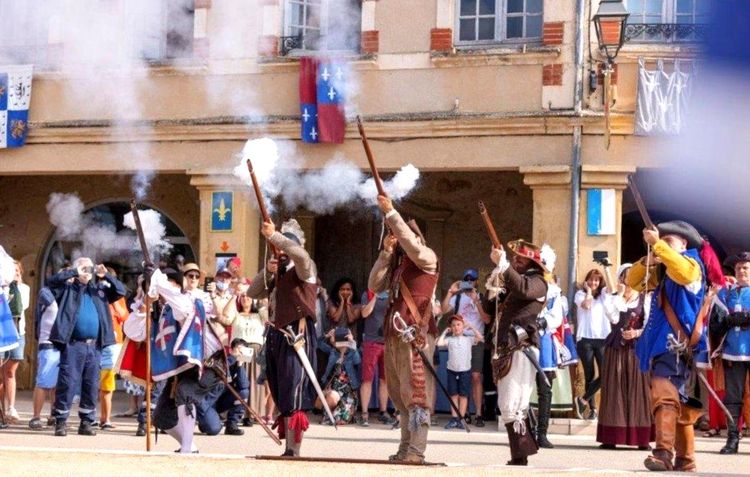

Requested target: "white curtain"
[{"left": 635, "top": 58, "right": 693, "bottom": 135}]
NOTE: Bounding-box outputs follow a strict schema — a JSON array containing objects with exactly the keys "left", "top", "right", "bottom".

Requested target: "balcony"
[{"left": 625, "top": 23, "right": 708, "bottom": 43}]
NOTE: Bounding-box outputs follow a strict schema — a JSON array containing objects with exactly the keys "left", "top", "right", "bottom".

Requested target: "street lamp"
[{"left": 593, "top": 0, "right": 630, "bottom": 66}]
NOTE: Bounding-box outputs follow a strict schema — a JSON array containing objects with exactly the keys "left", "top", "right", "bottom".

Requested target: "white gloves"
[{"left": 491, "top": 248, "right": 510, "bottom": 275}]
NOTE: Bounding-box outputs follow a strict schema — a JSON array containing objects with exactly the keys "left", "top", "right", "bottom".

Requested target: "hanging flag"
[
  {"left": 0, "top": 65, "right": 33, "bottom": 148},
  {"left": 587, "top": 188, "right": 616, "bottom": 236},
  {"left": 298, "top": 57, "right": 346, "bottom": 144}
]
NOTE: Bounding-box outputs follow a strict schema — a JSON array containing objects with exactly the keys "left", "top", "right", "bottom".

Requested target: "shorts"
[
  {"left": 361, "top": 341, "right": 386, "bottom": 382},
  {"left": 1, "top": 333, "right": 25, "bottom": 361},
  {"left": 447, "top": 369, "right": 471, "bottom": 397},
  {"left": 35, "top": 346, "right": 61, "bottom": 389},
  {"left": 470, "top": 343, "right": 485, "bottom": 373},
  {"left": 100, "top": 368, "right": 116, "bottom": 392}
]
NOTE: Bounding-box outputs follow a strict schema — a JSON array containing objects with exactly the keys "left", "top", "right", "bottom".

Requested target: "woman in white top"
[
  {"left": 2, "top": 261, "right": 30, "bottom": 423},
  {"left": 574, "top": 268, "right": 617, "bottom": 420}
]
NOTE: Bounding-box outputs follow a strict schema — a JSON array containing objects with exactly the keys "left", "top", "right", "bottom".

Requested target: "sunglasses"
[{"left": 186, "top": 273, "right": 200, "bottom": 279}]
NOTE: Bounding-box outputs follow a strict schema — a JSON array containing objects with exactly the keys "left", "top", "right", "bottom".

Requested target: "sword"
[
  {"left": 667, "top": 334, "right": 734, "bottom": 425},
  {"left": 512, "top": 325, "right": 551, "bottom": 388},
  {"left": 393, "top": 313, "right": 471, "bottom": 433},
  {"left": 284, "top": 325, "right": 338, "bottom": 430}
]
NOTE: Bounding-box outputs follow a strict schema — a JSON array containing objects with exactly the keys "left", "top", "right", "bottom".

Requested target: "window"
[
  {"left": 0, "top": 1, "right": 50, "bottom": 65},
  {"left": 456, "top": 0, "right": 543, "bottom": 45},
  {"left": 130, "top": 0, "right": 195, "bottom": 61},
  {"left": 284, "top": 0, "right": 361, "bottom": 54},
  {"left": 626, "top": 0, "right": 711, "bottom": 42}
]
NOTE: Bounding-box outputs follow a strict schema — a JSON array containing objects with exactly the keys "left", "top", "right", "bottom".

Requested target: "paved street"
[{"left": 0, "top": 391, "right": 747, "bottom": 476}]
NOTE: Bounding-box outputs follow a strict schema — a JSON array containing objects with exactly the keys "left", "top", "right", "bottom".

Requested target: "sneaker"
[
  {"left": 55, "top": 420, "right": 67, "bottom": 437},
  {"left": 586, "top": 408, "right": 598, "bottom": 421},
  {"left": 474, "top": 416, "right": 485, "bottom": 428},
  {"left": 357, "top": 413, "right": 370, "bottom": 427},
  {"left": 6, "top": 407, "right": 20, "bottom": 424},
  {"left": 225, "top": 423, "right": 244, "bottom": 436},
  {"left": 78, "top": 421, "right": 97, "bottom": 436},
  {"left": 29, "top": 417, "right": 43, "bottom": 430},
  {"left": 455, "top": 419, "right": 465, "bottom": 430},
  {"left": 574, "top": 397, "right": 588, "bottom": 419},
  {"left": 444, "top": 417, "right": 459, "bottom": 429},
  {"left": 135, "top": 423, "right": 146, "bottom": 437},
  {"left": 377, "top": 412, "right": 396, "bottom": 426},
  {"left": 100, "top": 422, "right": 115, "bottom": 430},
  {"left": 242, "top": 417, "right": 254, "bottom": 427}
]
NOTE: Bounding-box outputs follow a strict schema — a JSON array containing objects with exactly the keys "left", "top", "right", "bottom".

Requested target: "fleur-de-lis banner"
[
  {"left": 0, "top": 64, "right": 33, "bottom": 148},
  {"left": 299, "top": 57, "right": 346, "bottom": 144}
]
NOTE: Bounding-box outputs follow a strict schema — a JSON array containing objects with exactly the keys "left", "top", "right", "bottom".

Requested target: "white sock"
[{"left": 177, "top": 404, "right": 196, "bottom": 453}]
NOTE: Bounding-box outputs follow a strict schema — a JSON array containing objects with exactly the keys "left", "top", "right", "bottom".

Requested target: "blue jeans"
[
  {"left": 196, "top": 363, "right": 249, "bottom": 435},
  {"left": 52, "top": 340, "right": 101, "bottom": 424}
]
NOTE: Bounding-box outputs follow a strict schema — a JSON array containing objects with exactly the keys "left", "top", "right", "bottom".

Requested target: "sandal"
[{"left": 703, "top": 428, "right": 720, "bottom": 438}]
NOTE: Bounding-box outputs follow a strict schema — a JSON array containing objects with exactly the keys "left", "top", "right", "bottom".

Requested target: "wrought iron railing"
[{"left": 625, "top": 23, "right": 708, "bottom": 43}]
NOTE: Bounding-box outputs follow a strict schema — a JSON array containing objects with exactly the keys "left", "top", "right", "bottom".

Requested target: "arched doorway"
[{"left": 40, "top": 199, "right": 195, "bottom": 293}]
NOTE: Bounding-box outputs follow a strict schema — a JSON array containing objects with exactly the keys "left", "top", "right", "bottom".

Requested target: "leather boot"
[
  {"left": 536, "top": 377, "right": 554, "bottom": 449},
  {"left": 719, "top": 423, "right": 740, "bottom": 455},
  {"left": 644, "top": 378, "right": 679, "bottom": 472},
  {"left": 674, "top": 405, "right": 701, "bottom": 472},
  {"left": 505, "top": 419, "right": 538, "bottom": 466}
]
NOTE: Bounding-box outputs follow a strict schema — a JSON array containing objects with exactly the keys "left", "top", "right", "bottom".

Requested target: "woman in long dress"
[{"left": 596, "top": 264, "right": 653, "bottom": 449}]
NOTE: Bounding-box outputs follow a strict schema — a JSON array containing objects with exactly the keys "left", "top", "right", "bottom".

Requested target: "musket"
[
  {"left": 477, "top": 200, "right": 502, "bottom": 250},
  {"left": 356, "top": 116, "right": 387, "bottom": 197},
  {"left": 129, "top": 199, "right": 153, "bottom": 452},
  {"left": 627, "top": 175, "right": 655, "bottom": 230},
  {"left": 245, "top": 159, "right": 281, "bottom": 258},
  {"left": 205, "top": 358, "right": 282, "bottom": 446}
]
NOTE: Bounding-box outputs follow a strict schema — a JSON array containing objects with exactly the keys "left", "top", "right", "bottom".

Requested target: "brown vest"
[
  {"left": 272, "top": 267, "right": 318, "bottom": 330},
  {"left": 385, "top": 256, "right": 439, "bottom": 338}
]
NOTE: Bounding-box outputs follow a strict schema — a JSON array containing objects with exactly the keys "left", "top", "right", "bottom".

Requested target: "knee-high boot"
[
  {"left": 644, "top": 378, "right": 679, "bottom": 471},
  {"left": 505, "top": 418, "right": 539, "bottom": 466},
  {"left": 674, "top": 404, "right": 701, "bottom": 471},
  {"left": 536, "top": 372, "right": 554, "bottom": 449}
]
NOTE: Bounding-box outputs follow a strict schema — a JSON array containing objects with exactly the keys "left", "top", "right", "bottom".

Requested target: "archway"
[{"left": 40, "top": 199, "right": 196, "bottom": 293}]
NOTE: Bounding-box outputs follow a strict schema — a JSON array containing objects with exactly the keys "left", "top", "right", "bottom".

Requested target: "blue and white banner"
[
  {"left": 587, "top": 188, "right": 616, "bottom": 236},
  {"left": 0, "top": 64, "right": 33, "bottom": 148}
]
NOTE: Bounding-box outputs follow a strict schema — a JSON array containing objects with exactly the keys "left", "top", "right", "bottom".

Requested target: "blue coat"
[
  {"left": 47, "top": 268, "right": 125, "bottom": 349},
  {"left": 636, "top": 248, "right": 706, "bottom": 372},
  {"left": 717, "top": 285, "right": 750, "bottom": 361}
]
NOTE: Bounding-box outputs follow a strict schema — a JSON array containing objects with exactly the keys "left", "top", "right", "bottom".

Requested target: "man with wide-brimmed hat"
[
  {"left": 626, "top": 220, "right": 707, "bottom": 472},
  {"left": 368, "top": 195, "right": 439, "bottom": 464},
  {"left": 711, "top": 251, "right": 750, "bottom": 454},
  {"left": 488, "top": 239, "right": 549, "bottom": 466}
]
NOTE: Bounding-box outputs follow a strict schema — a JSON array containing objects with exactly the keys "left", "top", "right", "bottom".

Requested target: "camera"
[
  {"left": 593, "top": 250, "right": 612, "bottom": 267},
  {"left": 334, "top": 327, "right": 350, "bottom": 345},
  {"left": 458, "top": 281, "right": 475, "bottom": 292}
]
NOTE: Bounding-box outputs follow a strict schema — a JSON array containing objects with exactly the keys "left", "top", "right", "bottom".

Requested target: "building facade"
[{"left": 0, "top": 0, "right": 711, "bottom": 387}]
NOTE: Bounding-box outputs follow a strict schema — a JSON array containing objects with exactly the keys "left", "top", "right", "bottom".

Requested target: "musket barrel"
[
  {"left": 628, "top": 176, "right": 655, "bottom": 229},
  {"left": 356, "top": 116, "right": 387, "bottom": 197},
  {"left": 478, "top": 200, "right": 502, "bottom": 250}
]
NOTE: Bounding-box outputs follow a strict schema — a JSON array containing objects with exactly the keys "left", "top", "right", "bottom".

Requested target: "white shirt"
[
  {"left": 38, "top": 300, "right": 59, "bottom": 344},
  {"left": 574, "top": 288, "right": 615, "bottom": 340},
  {"left": 451, "top": 293, "right": 485, "bottom": 336},
  {"left": 445, "top": 334, "right": 474, "bottom": 372},
  {"left": 15, "top": 282, "right": 30, "bottom": 336}
]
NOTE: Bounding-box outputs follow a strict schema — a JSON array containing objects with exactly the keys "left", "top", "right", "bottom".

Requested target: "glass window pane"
[
  {"left": 479, "top": 0, "right": 495, "bottom": 15},
  {"left": 527, "top": 0, "right": 543, "bottom": 14},
  {"left": 507, "top": 0, "right": 523, "bottom": 14},
  {"left": 506, "top": 16, "right": 523, "bottom": 38},
  {"left": 460, "top": 18, "right": 477, "bottom": 41},
  {"left": 526, "top": 14, "right": 542, "bottom": 37},
  {"left": 307, "top": 5, "right": 321, "bottom": 29},
  {"left": 628, "top": 0, "right": 644, "bottom": 15},
  {"left": 645, "top": 0, "right": 663, "bottom": 15},
  {"left": 645, "top": 14, "right": 661, "bottom": 23},
  {"left": 675, "top": 14, "right": 692, "bottom": 24},
  {"left": 478, "top": 17, "right": 495, "bottom": 39},
  {"left": 290, "top": 2, "right": 304, "bottom": 27},
  {"left": 461, "top": 0, "right": 477, "bottom": 16},
  {"left": 676, "top": 0, "right": 693, "bottom": 14}
]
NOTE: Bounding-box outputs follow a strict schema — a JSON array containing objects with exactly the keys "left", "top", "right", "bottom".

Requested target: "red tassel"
[
  {"left": 288, "top": 411, "right": 309, "bottom": 443},
  {"left": 272, "top": 416, "right": 286, "bottom": 440},
  {"left": 700, "top": 239, "right": 726, "bottom": 288}
]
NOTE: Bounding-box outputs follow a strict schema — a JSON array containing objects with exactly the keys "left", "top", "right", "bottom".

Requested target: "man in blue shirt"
[
  {"left": 48, "top": 257, "right": 125, "bottom": 437},
  {"left": 712, "top": 252, "right": 750, "bottom": 454}
]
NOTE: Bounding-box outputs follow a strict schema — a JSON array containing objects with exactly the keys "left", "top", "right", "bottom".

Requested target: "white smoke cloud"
[
  {"left": 131, "top": 169, "right": 155, "bottom": 202},
  {"left": 45, "top": 193, "right": 172, "bottom": 262},
  {"left": 234, "top": 138, "right": 421, "bottom": 215}
]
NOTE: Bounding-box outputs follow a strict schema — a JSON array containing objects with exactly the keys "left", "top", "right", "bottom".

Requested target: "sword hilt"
[{"left": 392, "top": 312, "right": 416, "bottom": 344}]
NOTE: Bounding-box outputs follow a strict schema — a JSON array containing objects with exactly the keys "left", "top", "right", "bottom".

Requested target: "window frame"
[
  {"left": 454, "top": 0, "right": 544, "bottom": 47},
  {"left": 282, "top": 0, "right": 361, "bottom": 55},
  {"left": 129, "top": 0, "right": 196, "bottom": 62},
  {"left": 625, "top": 0, "right": 710, "bottom": 43}
]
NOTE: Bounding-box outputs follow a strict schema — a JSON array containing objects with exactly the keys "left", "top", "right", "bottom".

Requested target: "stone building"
[{"left": 0, "top": 0, "right": 713, "bottom": 387}]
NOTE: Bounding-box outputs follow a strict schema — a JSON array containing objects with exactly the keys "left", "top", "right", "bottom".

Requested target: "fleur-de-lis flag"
[
  {"left": 0, "top": 64, "right": 33, "bottom": 148},
  {"left": 299, "top": 57, "right": 346, "bottom": 144}
]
